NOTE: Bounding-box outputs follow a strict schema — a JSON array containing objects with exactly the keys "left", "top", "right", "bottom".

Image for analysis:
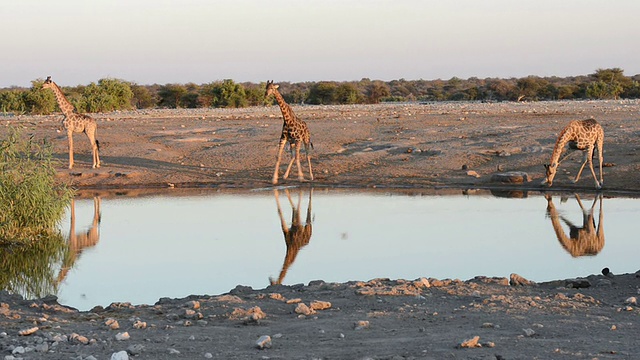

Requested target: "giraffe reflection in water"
[
  {"left": 269, "top": 188, "right": 313, "bottom": 285},
  {"left": 545, "top": 194, "right": 604, "bottom": 257},
  {"left": 57, "top": 197, "right": 102, "bottom": 284}
]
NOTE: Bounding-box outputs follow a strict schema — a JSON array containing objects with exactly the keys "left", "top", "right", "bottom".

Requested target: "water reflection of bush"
[
  {"left": 545, "top": 194, "right": 604, "bottom": 257},
  {"left": 270, "top": 188, "right": 313, "bottom": 286},
  {"left": 0, "top": 197, "right": 101, "bottom": 300}
]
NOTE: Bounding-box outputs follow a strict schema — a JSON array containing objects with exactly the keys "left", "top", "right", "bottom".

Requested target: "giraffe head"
[
  {"left": 265, "top": 80, "right": 279, "bottom": 97},
  {"left": 42, "top": 76, "right": 54, "bottom": 90},
  {"left": 541, "top": 162, "right": 558, "bottom": 186}
]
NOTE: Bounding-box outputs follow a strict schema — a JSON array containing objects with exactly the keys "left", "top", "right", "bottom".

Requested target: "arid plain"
[{"left": 1, "top": 100, "right": 640, "bottom": 359}]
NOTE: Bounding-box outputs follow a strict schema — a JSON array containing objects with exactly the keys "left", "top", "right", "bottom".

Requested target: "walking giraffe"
[
  {"left": 545, "top": 194, "right": 604, "bottom": 257},
  {"left": 42, "top": 76, "right": 101, "bottom": 169},
  {"left": 541, "top": 119, "right": 604, "bottom": 189},
  {"left": 269, "top": 188, "right": 313, "bottom": 285},
  {"left": 265, "top": 80, "right": 313, "bottom": 185}
]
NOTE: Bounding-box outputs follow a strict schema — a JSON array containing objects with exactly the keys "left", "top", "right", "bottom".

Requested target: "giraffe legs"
[
  {"left": 86, "top": 128, "right": 101, "bottom": 169},
  {"left": 273, "top": 140, "right": 287, "bottom": 184},
  {"left": 67, "top": 130, "right": 74, "bottom": 169},
  {"left": 573, "top": 147, "right": 601, "bottom": 189}
]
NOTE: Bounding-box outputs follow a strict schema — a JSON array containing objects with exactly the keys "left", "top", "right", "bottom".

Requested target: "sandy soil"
[{"left": 2, "top": 100, "right": 640, "bottom": 359}]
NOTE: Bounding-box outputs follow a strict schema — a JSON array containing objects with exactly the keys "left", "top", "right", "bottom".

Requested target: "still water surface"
[{"left": 49, "top": 189, "right": 640, "bottom": 310}]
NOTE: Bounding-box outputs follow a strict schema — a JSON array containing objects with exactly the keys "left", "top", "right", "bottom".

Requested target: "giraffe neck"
[
  {"left": 272, "top": 89, "right": 297, "bottom": 126},
  {"left": 49, "top": 82, "right": 76, "bottom": 117},
  {"left": 550, "top": 127, "right": 572, "bottom": 165}
]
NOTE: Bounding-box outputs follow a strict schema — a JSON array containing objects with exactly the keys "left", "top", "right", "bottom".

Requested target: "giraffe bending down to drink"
[
  {"left": 269, "top": 188, "right": 313, "bottom": 285},
  {"left": 42, "top": 76, "right": 101, "bottom": 169},
  {"left": 541, "top": 119, "right": 604, "bottom": 189},
  {"left": 265, "top": 80, "right": 313, "bottom": 185},
  {"left": 545, "top": 194, "right": 604, "bottom": 257}
]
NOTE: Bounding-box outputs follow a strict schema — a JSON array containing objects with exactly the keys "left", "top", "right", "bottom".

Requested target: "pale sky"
[{"left": 2, "top": 0, "right": 639, "bottom": 87}]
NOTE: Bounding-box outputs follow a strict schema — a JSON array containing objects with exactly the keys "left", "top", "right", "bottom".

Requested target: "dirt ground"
[{"left": 1, "top": 100, "right": 640, "bottom": 359}]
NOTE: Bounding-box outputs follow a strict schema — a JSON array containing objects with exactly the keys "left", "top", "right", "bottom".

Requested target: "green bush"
[
  {"left": 78, "top": 78, "right": 134, "bottom": 113},
  {"left": 0, "top": 128, "right": 74, "bottom": 243}
]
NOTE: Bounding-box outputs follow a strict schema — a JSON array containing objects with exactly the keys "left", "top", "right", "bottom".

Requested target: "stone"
[
  {"left": 309, "top": 300, "right": 332, "bottom": 311},
  {"left": 127, "top": 344, "right": 145, "bottom": 356},
  {"left": 510, "top": 273, "right": 535, "bottom": 286},
  {"left": 34, "top": 343, "right": 49, "bottom": 352},
  {"left": 110, "top": 351, "right": 129, "bottom": 360},
  {"left": 523, "top": 328, "right": 536, "bottom": 337},
  {"left": 168, "top": 348, "right": 181, "bottom": 354},
  {"left": 354, "top": 320, "right": 370, "bottom": 330},
  {"left": 18, "top": 327, "right": 38, "bottom": 336},
  {"left": 255, "top": 335, "right": 272, "bottom": 349},
  {"left": 11, "top": 347, "right": 25, "bottom": 355},
  {"left": 204, "top": 353, "right": 213, "bottom": 359},
  {"left": 105, "top": 318, "right": 120, "bottom": 330},
  {"left": 115, "top": 332, "right": 130, "bottom": 341},
  {"left": 69, "top": 333, "right": 89, "bottom": 345},
  {"left": 413, "top": 277, "right": 431, "bottom": 288},
  {"left": 491, "top": 171, "right": 529, "bottom": 184},
  {"left": 458, "top": 336, "right": 481, "bottom": 348},
  {"left": 466, "top": 170, "right": 480, "bottom": 178},
  {"left": 624, "top": 297, "right": 637, "bottom": 305},
  {"left": 565, "top": 278, "right": 591, "bottom": 288},
  {"left": 295, "top": 303, "right": 315, "bottom": 316},
  {"left": 133, "top": 320, "right": 147, "bottom": 329}
]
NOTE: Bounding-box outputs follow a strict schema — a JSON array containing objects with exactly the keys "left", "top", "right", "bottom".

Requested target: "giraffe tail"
[{"left": 96, "top": 139, "right": 100, "bottom": 151}]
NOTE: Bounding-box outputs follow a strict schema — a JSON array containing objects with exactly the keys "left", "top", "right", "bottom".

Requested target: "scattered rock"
[
  {"left": 132, "top": 320, "right": 147, "bottom": 329},
  {"left": 458, "top": 336, "right": 481, "bottom": 348},
  {"left": 295, "top": 303, "right": 315, "bottom": 316},
  {"left": 110, "top": 352, "right": 129, "bottom": 360},
  {"left": 491, "top": 171, "right": 529, "bottom": 184},
  {"left": 523, "top": 328, "right": 536, "bottom": 337},
  {"left": 168, "top": 348, "right": 181, "bottom": 354},
  {"left": 18, "top": 326, "right": 38, "bottom": 336},
  {"left": 510, "top": 273, "right": 535, "bottom": 286},
  {"left": 255, "top": 335, "right": 272, "bottom": 349},
  {"left": 309, "top": 300, "right": 332, "bottom": 311},
  {"left": 115, "top": 332, "right": 130, "bottom": 341},
  {"left": 466, "top": 170, "right": 481, "bottom": 178},
  {"left": 127, "top": 344, "right": 145, "bottom": 356},
  {"left": 69, "top": 333, "right": 89, "bottom": 345},
  {"left": 105, "top": 318, "right": 120, "bottom": 330},
  {"left": 354, "top": 320, "right": 370, "bottom": 330},
  {"left": 624, "top": 297, "right": 637, "bottom": 306},
  {"left": 565, "top": 278, "right": 591, "bottom": 288}
]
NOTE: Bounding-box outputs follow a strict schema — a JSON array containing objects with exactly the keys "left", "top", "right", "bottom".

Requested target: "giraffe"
[
  {"left": 265, "top": 80, "right": 313, "bottom": 185},
  {"left": 269, "top": 188, "right": 313, "bottom": 285},
  {"left": 545, "top": 194, "right": 604, "bottom": 257},
  {"left": 57, "top": 197, "right": 102, "bottom": 285},
  {"left": 541, "top": 119, "right": 604, "bottom": 189},
  {"left": 42, "top": 76, "right": 101, "bottom": 169}
]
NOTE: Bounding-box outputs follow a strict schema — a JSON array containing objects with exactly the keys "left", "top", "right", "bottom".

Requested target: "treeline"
[{"left": 1, "top": 68, "right": 639, "bottom": 115}]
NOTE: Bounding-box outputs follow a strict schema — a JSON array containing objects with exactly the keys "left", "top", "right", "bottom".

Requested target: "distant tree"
[
  {"left": 158, "top": 84, "right": 187, "bottom": 108},
  {"left": 366, "top": 81, "right": 390, "bottom": 103},
  {"left": 130, "top": 84, "right": 156, "bottom": 108},
  {"left": 307, "top": 82, "right": 338, "bottom": 104},
  {"left": 243, "top": 83, "right": 266, "bottom": 106},
  {"left": 78, "top": 78, "right": 134, "bottom": 113},
  {"left": 199, "top": 79, "right": 247, "bottom": 108},
  {"left": 0, "top": 90, "right": 26, "bottom": 114},
  {"left": 335, "top": 83, "right": 360, "bottom": 104},
  {"left": 24, "top": 80, "right": 56, "bottom": 115},
  {"left": 587, "top": 68, "right": 629, "bottom": 99}
]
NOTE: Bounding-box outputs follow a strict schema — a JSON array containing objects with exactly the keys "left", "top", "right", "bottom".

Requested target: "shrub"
[
  {"left": 0, "top": 128, "right": 74, "bottom": 243},
  {"left": 79, "top": 78, "right": 134, "bottom": 113}
]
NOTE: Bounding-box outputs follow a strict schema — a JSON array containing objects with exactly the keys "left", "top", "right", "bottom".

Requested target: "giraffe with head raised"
[
  {"left": 57, "top": 197, "right": 102, "bottom": 285},
  {"left": 269, "top": 188, "right": 313, "bottom": 285},
  {"left": 265, "top": 80, "right": 313, "bottom": 185},
  {"left": 42, "top": 76, "right": 101, "bottom": 169},
  {"left": 541, "top": 119, "right": 604, "bottom": 189},
  {"left": 545, "top": 194, "right": 604, "bottom": 257}
]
